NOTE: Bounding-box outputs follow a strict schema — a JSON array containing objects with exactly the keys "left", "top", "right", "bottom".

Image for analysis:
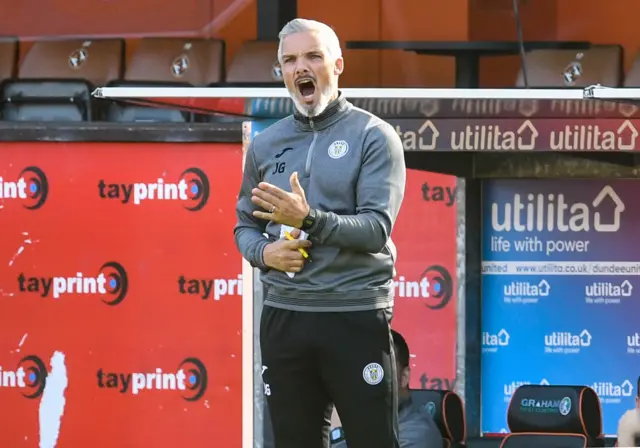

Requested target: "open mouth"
[{"left": 296, "top": 79, "right": 316, "bottom": 100}]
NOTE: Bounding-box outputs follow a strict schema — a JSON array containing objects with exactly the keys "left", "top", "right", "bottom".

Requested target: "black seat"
[
  {"left": 1, "top": 39, "right": 123, "bottom": 121},
  {"left": 501, "top": 384, "right": 604, "bottom": 448},
  {"left": 410, "top": 389, "right": 466, "bottom": 448}
]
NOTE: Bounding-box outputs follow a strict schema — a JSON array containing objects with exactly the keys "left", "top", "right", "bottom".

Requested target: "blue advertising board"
[{"left": 481, "top": 179, "right": 640, "bottom": 436}]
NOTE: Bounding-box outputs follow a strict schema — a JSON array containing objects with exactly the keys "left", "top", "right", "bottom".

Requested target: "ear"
[
  {"left": 334, "top": 57, "right": 344, "bottom": 76},
  {"left": 401, "top": 367, "right": 410, "bottom": 389}
]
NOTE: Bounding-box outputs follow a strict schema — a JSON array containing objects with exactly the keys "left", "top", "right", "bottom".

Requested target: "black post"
[{"left": 257, "top": 0, "right": 298, "bottom": 40}]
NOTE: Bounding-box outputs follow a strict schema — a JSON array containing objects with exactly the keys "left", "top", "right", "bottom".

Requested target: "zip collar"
[{"left": 293, "top": 91, "right": 351, "bottom": 132}]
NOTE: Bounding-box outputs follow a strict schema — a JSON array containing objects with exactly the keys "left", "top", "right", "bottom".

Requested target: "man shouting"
[{"left": 234, "top": 18, "right": 406, "bottom": 448}]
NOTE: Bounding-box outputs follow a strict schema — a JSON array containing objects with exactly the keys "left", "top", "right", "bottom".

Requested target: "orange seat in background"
[
  {"left": 515, "top": 45, "right": 623, "bottom": 88},
  {"left": 124, "top": 38, "right": 225, "bottom": 85},
  {"left": 226, "top": 40, "right": 281, "bottom": 85}
]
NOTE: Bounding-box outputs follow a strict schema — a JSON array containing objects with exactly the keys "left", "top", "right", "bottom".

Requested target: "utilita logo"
[
  {"left": 97, "top": 357, "right": 208, "bottom": 401},
  {"left": 0, "top": 166, "right": 49, "bottom": 210},
  {"left": 450, "top": 121, "right": 539, "bottom": 151},
  {"left": 482, "top": 329, "right": 510, "bottom": 353},
  {"left": 585, "top": 280, "right": 632, "bottom": 305},
  {"left": 627, "top": 333, "right": 640, "bottom": 355},
  {"left": 491, "top": 185, "right": 624, "bottom": 233},
  {"left": 591, "top": 380, "right": 634, "bottom": 404},
  {"left": 503, "top": 279, "right": 550, "bottom": 305},
  {"left": 394, "top": 265, "right": 453, "bottom": 310},
  {"left": 98, "top": 167, "right": 210, "bottom": 211},
  {"left": 544, "top": 330, "right": 591, "bottom": 355},
  {"left": 549, "top": 121, "right": 638, "bottom": 151},
  {"left": 0, "top": 355, "right": 48, "bottom": 399},
  {"left": 17, "top": 261, "right": 129, "bottom": 306},
  {"left": 395, "top": 120, "right": 540, "bottom": 151}
]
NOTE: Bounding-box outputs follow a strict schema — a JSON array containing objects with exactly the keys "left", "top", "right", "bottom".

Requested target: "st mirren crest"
[
  {"left": 328, "top": 140, "right": 349, "bottom": 159},
  {"left": 362, "top": 362, "right": 384, "bottom": 385}
]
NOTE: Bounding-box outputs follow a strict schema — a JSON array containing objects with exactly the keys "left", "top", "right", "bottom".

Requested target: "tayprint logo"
[
  {"left": 17, "top": 261, "right": 129, "bottom": 306},
  {"left": 503, "top": 279, "right": 550, "bottom": 305},
  {"left": 482, "top": 329, "right": 510, "bottom": 353},
  {"left": 98, "top": 167, "right": 210, "bottom": 211},
  {"left": 591, "top": 380, "right": 633, "bottom": 404},
  {"left": 178, "top": 274, "right": 243, "bottom": 300},
  {"left": 585, "top": 280, "right": 632, "bottom": 305},
  {"left": 362, "top": 363, "right": 384, "bottom": 385},
  {"left": 328, "top": 140, "right": 349, "bottom": 159},
  {"left": 394, "top": 265, "right": 453, "bottom": 310},
  {"left": 0, "top": 355, "right": 48, "bottom": 399},
  {"left": 544, "top": 330, "right": 591, "bottom": 355},
  {"left": 491, "top": 185, "right": 624, "bottom": 233},
  {"left": 0, "top": 166, "right": 49, "bottom": 210},
  {"left": 97, "top": 357, "right": 208, "bottom": 401}
]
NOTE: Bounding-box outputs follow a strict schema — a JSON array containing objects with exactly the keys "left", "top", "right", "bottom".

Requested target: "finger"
[
  {"left": 289, "top": 228, "right": 301, "bottom": 239},
  {"left": 287, "top": 265, "right": 302, "bottom": 273},
  {"left": 258, "top": 182, "right": 288, "bottom": 200},
  {"left": 285, "top": 250, "right": 305, "bottom": 261},
  {"left": 287, "top": 260, "right": 304, "bottom": 269},
  {"left": 284, "top": 239, "right": 312, "bottom": 249},
  {"left": 251, "top": 195, "right": 274, "bottom": 211},
  {"left": 253, "top": 211, "right": 274, "bottom": 221},
  {"left": 252, "top": 188, "right": 281, "bottom": 205},
  {"left": 289, "top": 172, "right": 305, "bottom": 198}
]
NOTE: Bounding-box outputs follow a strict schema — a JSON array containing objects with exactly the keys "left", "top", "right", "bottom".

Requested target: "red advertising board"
[
  {"left": 0, "top": 141, "right": 457, "bottom": 446},
  {"left": 0, "top": 142, "right": 244, "bottom": 448},
  {"left": 392, "top": 170, "right": 457, "bottom": 391}
]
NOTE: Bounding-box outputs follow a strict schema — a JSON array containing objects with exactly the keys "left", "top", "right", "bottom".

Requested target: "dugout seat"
[
  {"left": 105, "top": 38, "right": 225, "bottom": 122},
  {"left": 410, "top": 389, "right": 466, "bottom": 448},
  {"left": 0, "top": 38, "right": 17, "bottom": 82},
  {"left": 226, "top": 40, "right": 282, "bottom": 85},
  {"left": 501, "top": 384, "right": 604, "bottom": 448},
  {"left": 623, "top": 51, "right": 640, "bottom": 86},
  {"left": 515, "top": 45, "right": 623, "bottom": 88},
  {"left": 0, "top": 39, "right": 123, "bottom": 121}
]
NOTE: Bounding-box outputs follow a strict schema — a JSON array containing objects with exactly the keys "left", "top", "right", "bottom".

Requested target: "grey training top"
[{"left": 233, "top": 92, "right": 406, "bottom": 312}]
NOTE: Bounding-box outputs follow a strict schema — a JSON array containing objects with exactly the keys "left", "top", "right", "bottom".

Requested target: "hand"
[
  {"left": 252, "top": 172, "right": 310, "bottom": 228},
  {"left": 263, "top": 229, "right": 312, "bottom": 273}
]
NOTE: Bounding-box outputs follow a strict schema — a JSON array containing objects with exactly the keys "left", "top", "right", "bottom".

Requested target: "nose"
[{"left": 294, "top": 60, "right": 310, "bottom": 76}]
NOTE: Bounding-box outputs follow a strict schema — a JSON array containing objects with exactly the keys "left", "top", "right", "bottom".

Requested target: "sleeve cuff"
[
  {"left": 250, "top": 239, "right": 270, "bottom": 271},
  {"left": 306, "top": 209, "right": 329, "bottom": 237}
]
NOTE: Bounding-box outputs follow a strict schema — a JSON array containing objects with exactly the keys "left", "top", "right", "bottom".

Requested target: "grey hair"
[{"left": 277, "top": 18, "right": 342, "bottom": 64}]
